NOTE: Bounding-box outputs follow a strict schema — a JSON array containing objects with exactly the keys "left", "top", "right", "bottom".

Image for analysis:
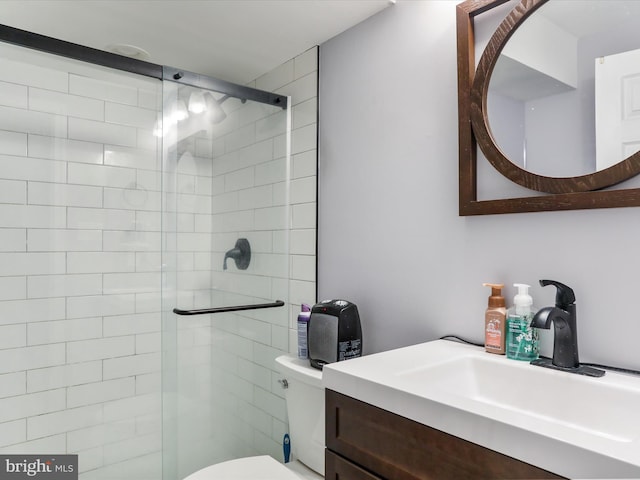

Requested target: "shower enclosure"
[{"left": 0, "top": 25, "right": 292, "bottom": 480}]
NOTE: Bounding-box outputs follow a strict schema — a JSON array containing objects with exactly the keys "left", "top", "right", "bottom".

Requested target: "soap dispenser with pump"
[
  {"left": 483, "top": 283, "right": 506, "bottom": 355},
  {"left": 506, "top": 283, "right": 539, "bottom": 361}
]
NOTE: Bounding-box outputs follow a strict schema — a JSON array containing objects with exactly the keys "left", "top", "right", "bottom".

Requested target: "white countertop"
[{"left": 322, "top": 340, "right": 640, "bottom": 479}]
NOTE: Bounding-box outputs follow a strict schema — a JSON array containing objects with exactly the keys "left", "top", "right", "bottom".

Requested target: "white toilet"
[{"left": 184, "top": 355, "right": 325, "bottom": 479}]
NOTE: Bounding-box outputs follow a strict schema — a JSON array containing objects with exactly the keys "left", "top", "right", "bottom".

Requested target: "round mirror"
[{"left": 470, "top": 0, "right": 640, "bottom": 193}]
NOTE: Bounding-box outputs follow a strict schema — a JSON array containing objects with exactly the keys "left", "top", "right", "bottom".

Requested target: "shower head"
[
  {"left": 204, "top": 92, "right": 227, "bottom": 124},
  {"left": 184, "top": 90, "right": 242, "bottom": 125},
  {"left": 187, "top": 90, "right": 206, "bottom": 114}
]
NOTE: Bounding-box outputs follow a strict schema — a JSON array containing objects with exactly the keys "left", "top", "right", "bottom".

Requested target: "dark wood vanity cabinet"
[{"left": 325, "top": 390, "right": 563, "bottom": 480}]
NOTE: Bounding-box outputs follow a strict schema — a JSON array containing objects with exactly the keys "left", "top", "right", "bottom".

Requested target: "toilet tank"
[{"left": 275, "top": 355, "right": 324, "bottom": 476}]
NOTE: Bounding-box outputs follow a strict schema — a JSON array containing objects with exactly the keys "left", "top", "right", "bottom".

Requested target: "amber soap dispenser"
[{"left": 483, "top": 283, "right": 506, "bottom": 354}]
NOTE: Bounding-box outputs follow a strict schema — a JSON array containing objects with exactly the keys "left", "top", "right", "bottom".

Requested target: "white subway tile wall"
[
  {"left": 0, "top": 38, "right": 317, "bottom": 480},
  {"left": 222, "top": 45, "right": 318, "bottom": 463},
  {"left": 0, "top": 42, "right": 163, "bottom": 479}
]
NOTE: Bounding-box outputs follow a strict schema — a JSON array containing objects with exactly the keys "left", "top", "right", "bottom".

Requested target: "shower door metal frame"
[
  {"left": 0, "top": 24, "right": 288, "bottom": 109},
  {"left": 162, "top": 67, "right": 286, "bottom": 108}
]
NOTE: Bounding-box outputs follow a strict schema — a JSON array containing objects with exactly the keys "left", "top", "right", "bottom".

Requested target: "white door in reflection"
[{"left": 595, "top": 48, "right": 640, "bottom": 170}]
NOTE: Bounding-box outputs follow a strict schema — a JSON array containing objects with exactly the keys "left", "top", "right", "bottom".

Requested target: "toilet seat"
[{"left": 183, "top": 455, "right": 321, "bottom": 480}]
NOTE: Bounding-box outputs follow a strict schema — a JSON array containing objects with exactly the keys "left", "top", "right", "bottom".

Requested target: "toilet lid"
[{"left": 183, "top": 456, "right": 303, "bottom": 480}]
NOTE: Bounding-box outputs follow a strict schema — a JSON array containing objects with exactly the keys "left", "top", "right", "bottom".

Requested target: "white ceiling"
[
  {"left": 0, "top": 0, "right": 392, "bottom": 85},
  {"left": 539, "top": 0, "right": 640, "bottom": 38}
]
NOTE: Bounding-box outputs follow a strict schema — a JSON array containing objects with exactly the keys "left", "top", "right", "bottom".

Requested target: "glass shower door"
[
  {"left": 0, "top": 38, "right": 164, "bottom": 480},
  {"left": 161, "top": 75, "right": 291, "bottom": 479}
]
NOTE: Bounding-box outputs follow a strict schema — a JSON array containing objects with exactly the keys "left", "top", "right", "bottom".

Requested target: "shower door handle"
[{"left": 172, "top": 300, "right": 284, "bottom": 316}]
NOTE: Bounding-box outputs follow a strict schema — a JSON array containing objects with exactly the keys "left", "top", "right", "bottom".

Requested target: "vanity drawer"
[
  {"left": 326, "top": 389, "right": 563, "bottom": 480},
  {"left": 325, "top": 450, "right": 382, "bottom": 480}
]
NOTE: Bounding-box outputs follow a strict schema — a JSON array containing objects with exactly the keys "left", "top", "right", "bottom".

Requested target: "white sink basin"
[
  {"left": 323, "top": 340, "right": 640, "bottom": 479},
  {"left": 396, "top": 354, "right": 640, "bottom": 442}
]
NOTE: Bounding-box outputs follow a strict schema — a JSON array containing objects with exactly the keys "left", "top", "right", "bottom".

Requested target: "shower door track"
[
  {"left": 0, "top": 24, "right": 288, "bottom": 109},
  {"left": 172, "top": 300, "right": 285, "bottom": 316}
]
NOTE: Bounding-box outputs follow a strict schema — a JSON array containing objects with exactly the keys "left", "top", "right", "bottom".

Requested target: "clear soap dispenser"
[{"left": 506, "top": 283, "right": 539, "bottom": 361}]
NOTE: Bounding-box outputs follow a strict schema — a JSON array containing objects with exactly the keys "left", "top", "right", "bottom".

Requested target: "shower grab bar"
[{"left": 172, "top": 300, "right": 284, "bottom": 316}]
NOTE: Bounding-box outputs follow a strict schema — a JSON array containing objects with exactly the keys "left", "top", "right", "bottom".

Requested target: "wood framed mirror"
[{"left": 457, "top": 0, "right": 640, "bottom": 215}]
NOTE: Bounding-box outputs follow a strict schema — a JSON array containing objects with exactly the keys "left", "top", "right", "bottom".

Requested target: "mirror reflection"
[{"left": 487, "top": 0, "right": 640, "bottom": 178}]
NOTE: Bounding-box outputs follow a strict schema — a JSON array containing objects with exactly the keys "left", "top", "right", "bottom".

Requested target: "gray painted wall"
[{"left": 318, "top": 1, "right": 640, "bottom": 370}]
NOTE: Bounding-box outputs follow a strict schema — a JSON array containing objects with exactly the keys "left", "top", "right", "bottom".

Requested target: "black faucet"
[
  {"left": 530, "top": 280, "right": 604, "bottom": 377},
  {"left": 531, "top": 280, "right": 579, "bottom": 368}
]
